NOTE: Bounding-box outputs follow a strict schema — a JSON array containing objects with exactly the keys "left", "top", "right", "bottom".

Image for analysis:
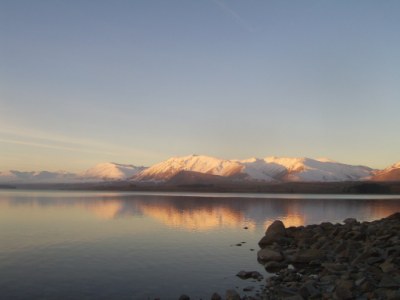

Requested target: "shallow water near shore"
[{"left": 1, "top": 190, "right": 400, "bottom": 299}]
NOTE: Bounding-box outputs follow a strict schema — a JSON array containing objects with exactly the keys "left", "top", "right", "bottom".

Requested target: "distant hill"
[
  {"left": 131, "top": 154, "right": 374, "bottom": 183},
  {"left": 1, "top": 155, "right": 399, "bottom": 185},
  {"left": 370, "top": 162, "right": 400, "bottom": 181}
]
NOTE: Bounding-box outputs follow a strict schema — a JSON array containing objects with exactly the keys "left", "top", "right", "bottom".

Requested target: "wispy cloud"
[
  {"left": 212, "top": 0, "right": 255, "bottom": 32},
  {"left": 0, "top": 137, "right": 118, "bottom": 156},
  {"left": 0, "top": 126, "right": 159, "bottom": 159}
]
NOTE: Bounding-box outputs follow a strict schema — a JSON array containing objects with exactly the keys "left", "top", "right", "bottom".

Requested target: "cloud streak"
[
  {"left": 212, "top": 0, "right": 255, "bottom": 32},
  {"left": 0, "top": 126, "right": 160, "bottom": 160},
  {"left": 0, "top": 137, "right": 118, "bottom": 156}
]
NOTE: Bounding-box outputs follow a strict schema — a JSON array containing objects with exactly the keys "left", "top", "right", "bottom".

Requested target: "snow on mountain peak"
[
  {"left": 134, "top": 154, "right": 243, "bottom": 181},
  {"left": 81, "top": 162, "right": 145, "bottom": 180},
  {"left": 1, "top": 155, "right": 396, "bottom": 184},
  {"left": 390, "top": 162, "right": 400, "bottom": 169},
  {"left": 132, "top": 155, "right": 376, "bottom": 183}
]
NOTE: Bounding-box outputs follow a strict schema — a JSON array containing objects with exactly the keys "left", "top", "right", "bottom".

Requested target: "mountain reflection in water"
[{"left": 2, "top": 191, "right": 400, "bottom": 230}]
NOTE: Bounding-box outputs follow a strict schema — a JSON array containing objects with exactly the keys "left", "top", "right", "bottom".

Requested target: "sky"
[{"left": 1, "top": 0, "right": 400, "bottom": 172}]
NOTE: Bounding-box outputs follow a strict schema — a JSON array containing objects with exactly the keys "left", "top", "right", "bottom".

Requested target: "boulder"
[
  {"left": 210, "top": 292, "right": 222, "bottom": 300},
  {"left": 225, "top": 289, "right": 241, "bottom": 300},
  {"left": 266, "top": 220, "right": 286, "bottom": 236},
  {"left": 257, "top": 248, "right": 283, "bottom": 262},
  {"left": 259, "top": 220, "right": 287, "bottom": 246},
  {"left": 293, "top": 249, "right": 323, "bottom": 263},
  {"left": 343, "top": 218, "right": 358, "bottom": 225},
  {"left": 264, "top": 261, "right": 287, "bottom": 272},
  {"left": 334, "top": 279, "right": 354, "bottom": 300}
]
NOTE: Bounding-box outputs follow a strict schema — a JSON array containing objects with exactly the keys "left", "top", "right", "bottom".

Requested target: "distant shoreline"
[{"left": 4, "top": 181, "right": 400, "bottom": 195}]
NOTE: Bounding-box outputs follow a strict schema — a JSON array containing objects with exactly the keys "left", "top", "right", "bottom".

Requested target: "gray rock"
[
  {"left": 283, "top": 296, "right": 304, "bottom": 300},
  {"left": 344, "top": 218, "right": 358, "bottom": 225},
  {"left": 236, "top": 270, "right": 250, "bottom": 279},
  {"left": 335, "top": 279, "right": 354, "bottom": 300},
  {"left": 226, "top": 289, "right": 241, "bottom": 300},
  {"left": 257, "top": 248, "right": 283, "bottom": 262},
  {"left": 293, "top": 249, "right": 323, "bottom": 263},
  {"left": 236, "top": 270, "right": 263, "bottom": 280},
  {"left": 379, "top": 259, "right": 396, "bottom": 273},
  {"left": 299, "top": 280, "right": 320, "bottom": 299},
  {"left": 259, "top": 220, "right": 287, "bottom": 246},
  {"left": 379, "top": 274, "right": 400, "bottom": 288},
  {"left": 211, "top": 292, "right": 222, "bottom": 300},
  {"left": 386, "top": 289, "right": 400, "bottom": 300},
  {"left": 266, "top": 220, "right": 286, "bottom": 235},
  {"left": 264, "top": 261, "right": 287, "bottom": 272}
]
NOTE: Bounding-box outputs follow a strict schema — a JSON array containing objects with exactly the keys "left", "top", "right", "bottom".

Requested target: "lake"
[{"left": 1, "top": 190, "right": 400, "bottom": 299}]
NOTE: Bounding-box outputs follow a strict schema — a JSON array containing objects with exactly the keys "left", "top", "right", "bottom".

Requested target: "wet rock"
[
  {"left": 299, "top": 280, "right": 320, "bottom": 299},
  {"left": 266, "top": 220, "right": 286, "bottom": 236},
  {"left": 386, "top": 289, "right": 400, "bottom": 300},
  {"left": 379, "top": 274, "right": 400, "bottom": 288},
  {"left": 259, "top": 220, "right": 287, "bottom": 246},
  {"left": 293, "top": 249, "right": 323, "bottom": 263},
  {"left": 334, "top": 279, "right": 354, "bottom": 299},
  {"left": 243, "top": 286, "right": 254, "bottom": 292},
  {"left": 256, "top": 213, "right": 400, "bottom": 300},
  {"left": 264, "top": 261, "right": 288, "bottom": 272},
  {"left": 379, "top": 259, "right": 396, "bottom": 273},
  {"left": 211, "top": 292, "right": 222, "bottom": 300},
  {"left": 283, "top": 295, "right": 304, "bottom": 300},
  {"left": 251, "top": 271, "right": 263, "bottom": 280},
  {"left": 226, "top": 289, "right": 241, "bottom": 300},
  {"left": 257, "top": 248, "right": 283, "bottom": 262},
  {"left": 236, "top": 270, "right": 263, "bottom": 280},
  {"left": 344, "top": 218, "right": 358, "bottom": 225},
  {"left": 236, "top": 270, "right": 251, "bottom": 279}
]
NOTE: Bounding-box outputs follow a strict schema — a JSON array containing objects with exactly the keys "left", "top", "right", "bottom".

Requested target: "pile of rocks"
[{"left": 257, "top": 213, "right": 400, "bottom": 299}]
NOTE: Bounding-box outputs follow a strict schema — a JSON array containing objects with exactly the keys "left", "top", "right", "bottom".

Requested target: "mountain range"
[{"left": 1, "top": 155, "right": 399, "bottom": 184}]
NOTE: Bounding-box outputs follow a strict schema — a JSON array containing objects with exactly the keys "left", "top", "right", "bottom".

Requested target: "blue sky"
[{"left": 1, "top": 0, "right": 399, "bottom": 171}]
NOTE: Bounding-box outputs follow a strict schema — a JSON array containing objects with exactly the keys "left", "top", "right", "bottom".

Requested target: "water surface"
[{"left": 1, "top": 190, "right": 400, "bottom": 299}]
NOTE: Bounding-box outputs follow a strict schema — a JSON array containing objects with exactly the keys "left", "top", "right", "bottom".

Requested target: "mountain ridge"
[{"left": 1, "top": 154, "right": 399, "bottom": 184}]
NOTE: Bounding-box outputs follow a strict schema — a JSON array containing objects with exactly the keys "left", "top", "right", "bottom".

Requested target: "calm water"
[{"left": 1, "top": 190, "right": 400, "bottom": 299}]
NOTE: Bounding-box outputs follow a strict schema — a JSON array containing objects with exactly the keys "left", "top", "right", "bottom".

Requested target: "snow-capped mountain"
[
  {"left": 81, "top": 162, "right": 145, "bottom": 181},
  {"left": 264, "top": 156, "right": 373, "bottom": 182},
  {"left": 133, "top": 155, "right": 244, "bottom": 182},
  {"left": 1, "top": 156, "right": 398, "bottom": 184},
  {"left": 0, "top": 162, "right": 145, "bottom": 184},
  {"left": 371, "top": 162, "right": 400, "bottom": 181},
  {"left": 0, "top": 170, "right": 78, "bottom": 184},
  {"left": 132, "top": 154, "right": 374, "bottom": 183}
]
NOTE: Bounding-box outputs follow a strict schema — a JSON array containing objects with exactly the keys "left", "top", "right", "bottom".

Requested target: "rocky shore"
[
  {"left": 256, "top": 212, "right": 400, "bottom": 299},
  {"left": 175, "top": 212, "right": 400, "bottom": 300}
]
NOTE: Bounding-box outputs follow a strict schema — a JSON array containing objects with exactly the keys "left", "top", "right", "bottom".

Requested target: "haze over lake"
[{"left": 1, "top": 190, "right": 400, "bottom": 299}]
